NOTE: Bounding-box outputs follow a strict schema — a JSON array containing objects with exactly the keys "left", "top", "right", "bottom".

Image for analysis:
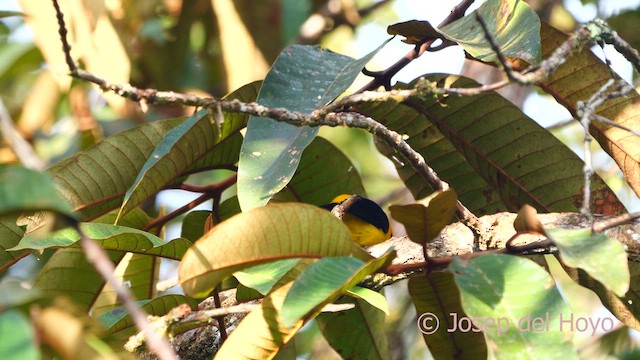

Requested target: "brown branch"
[{"left": 144, "top": 174, "right": 237, "bottom": 231}]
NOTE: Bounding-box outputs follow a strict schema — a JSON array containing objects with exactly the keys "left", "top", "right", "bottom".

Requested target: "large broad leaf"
[
  {"left": 214, "top": 282, "right": 304, "bottom": 359},
  {"left": 0, "top": 164, "right": 74, "bottom": 218},
  {"left": 117, "top": 110, "right": 215, "bottom": 220},
  {"left": 0, "top": 310, "right": 39, "bottom": 360},
  {"left": 532, "top": 24, "right": 640, "bottom": 197},
  {"left": 238, "top": 41, "right": 388, "bottom": 211},
  {"left": 439, "top": 0, "right": 541, "bottom": 64},
  {"left": 179, "top": 203, "right": 371, "bottom": 298},
  {"left": 49, "top": 82, "right": 259, "bottom": 221},
  {"left": 408, "top": 272, "right": 486, "bottom": 360},
  {"left": 548, "top": 228, "right": 629, "bottom": 297},
  {"left": 316, "top": 298, "right": 390, "bottom": 360},
  {"left": 10, "top": 223, "right": 190, "bottom": 260},
  {"left": 359, "top": 74, "right": 624, "bottom": 215},
  {"left": 450, "top": 255, "right": 577, "bottom": 360},
  {"left": 33, "top": 248, "right": 125, "bottom": 310},
  {"left": 274, "top": 136, "right": 365, "bottom": 205},
  {"left": 280, "top": 251, "right": 394, "bottom": 327}
]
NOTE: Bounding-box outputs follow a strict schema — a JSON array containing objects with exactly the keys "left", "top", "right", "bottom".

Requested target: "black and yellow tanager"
[{"left": 321, "top": 194, "right": 392, "bottom": 246}]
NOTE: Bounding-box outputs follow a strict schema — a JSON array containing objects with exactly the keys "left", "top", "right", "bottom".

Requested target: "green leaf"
[
  {"left": 178, "top": 203, "right": 371, "bottom": 298},
  {"left": 346, "top": 286, "right": 389, "bottom": 315},
  {"left": 316, "top": 298, "right": 390, "bottom": 360},
  {"left": 0, "top": 164, "right": 74, "bottom": 218},
  {"left": 0, "top": 215, "right": 26, "bottom": 271},
  {"left": 117, "top": 110, "right": 213, "bottom": 220},
  {"left": 450, "top": 255, "right": 577, "bottom": 360},
  {"left": 214, "top": 282, "right": 303, "bottom": 359},
  {"left": 281, "top": 251, "right": 394, "bottom": 328},
  {"left": 408, "top": 272, "right": 487, "bottom": 359},
  {"left": 0, "top": 11, "right": 25, "bottom": 18},
  {"left": 234, "top": 259, "right": 301, "bottom": 295},
  {"left": 359, "top": 75, "right": 624, "bottom": 215},
  {"left": 0, "top": 310, "right": 39, "bottom": 360},
  {"left": 439, "top": 0, "right": 541, "bottom": 64},
  {"left": 548, "top": 228, "right": 629, "bottom": 297},
  {"left": 274, "top": 136, "right": 365, "bottom": 205},
  {"left": 389, "top": 189, "right": 457, "bottom": 244},
  {"left": 238, "top": 40, "right": 389, "bottom": 211},
  {"left": 180, "top": 210, "right": 211, "bottom": 242},
  {"left": 99, "top": 295, "right": 196, "bottom": 336},
  {"left": 10, "top": 223, "right": 190, "bottom": 260},
  {"left": 33, "top": 248, "right": 125, "bottom": 310}
]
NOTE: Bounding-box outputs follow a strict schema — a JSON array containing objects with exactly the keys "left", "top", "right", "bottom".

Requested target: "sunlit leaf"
[
  {"left": 451, "top": 255, "right": 577, "bottom": 359},
  {"left": 214, "top": 282, "right": 303, "bottom": 359},
  {"left": 548, "top": 228, "right": 629, "bottom": 297},
  {"left": 238, "top": 40, "right": 390, "bottom": 211},
  {"left": 281, "top": 251, "right": 394, "bottom": 327},
  {"left": 439, "top": 0, "right": 541, "bottom": 64},
  {"left": 235, "top": 259, "right": 301, "bottom": 295},
  {"left": 179, "top": 203, "right": 371, "bottom": 298},
  {"left": 534, "top": 24, "right": 640, "bottom": 198},
  {"left": 0, "top": 310, "right": 39, "bottom": 360},
  {"left": 346, "top": 286, "right": 389, "bottom": 315}
]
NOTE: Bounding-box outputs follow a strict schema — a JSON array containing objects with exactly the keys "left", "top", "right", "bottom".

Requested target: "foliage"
[{"left": 1, "top": 0, "right": 640, "bottom": 359}]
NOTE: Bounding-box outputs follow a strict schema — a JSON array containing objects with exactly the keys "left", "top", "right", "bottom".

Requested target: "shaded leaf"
[
  {"left": 181, "top": 210, "right": 211, "bottom": 242},
  {"left": 360, "top": 74, "right": 624, "bottom": 215},
  {"left": 534, "top": 24, "right": 640, "bottom": 198},
  {"left": 275, "top": 136, "right": 365, "bottom": 205},
  {"left": 238, "top": 40, "right": 389, "bottom": 211},
  {"left": 33, "top": 248, "right": 124, "bottom": 310},
  {"left": 281, "top": 251, "right": 394, "bottom": 327},
  {"left": 0, "top": 310, "right": 39, "bottom": 360},
  {"left": 548, "top": 228, "right": 629, "bottom": 297},
  {"left": 439, "top": 0, "right": 541, "bottom": 64},
  {"left": 0, "top": 282, "right": 42, "bottom": 309},
  {"left": 99, "top": 295, "right": 196, "bottom": 337},
  {"left": 409, "top": 272, "right": 487, "bottom": 359},
  {"left": 179, "top": 203, "right": 371, "bottom": 298},
  {"left": 0, "top": 164, "right": 74, "bottom": 218},
  {"left": 451, "top": 255, "right": 577, "bottom": 359},
  {"left": 317, "top": 298, "right": 390, "bottom": 360},
  {"left": 389, "top": 189, "right": 457, "bottom": 244},
  {"left": 0, "top": 215, "right": 27, "bottom": 271},
  {"left": 118, "top": 110, "right": 214, "bottom": 220},
  {"left": 387, "top": 20, "right": 440, "bottom": 44}
]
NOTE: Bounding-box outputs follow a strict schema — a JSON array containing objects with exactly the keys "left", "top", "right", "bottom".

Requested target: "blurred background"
[{"left": 2, "top": 0, "right": 640, "bottom": 358}]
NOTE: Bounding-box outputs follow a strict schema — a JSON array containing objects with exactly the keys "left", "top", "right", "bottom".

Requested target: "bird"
[{"left": 321, "top": 194, "right": 392, "bottom": 246}]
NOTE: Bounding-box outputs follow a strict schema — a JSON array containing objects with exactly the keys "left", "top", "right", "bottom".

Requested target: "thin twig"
[
  {"left": 330, "top": 194, "right": 359, "bottom": 220},
  {"left": 0, "top": 99, "right": 47, "bottom": 170},
  {"left": 593, "top": 211, "right": 640, "bottom": 232}
]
